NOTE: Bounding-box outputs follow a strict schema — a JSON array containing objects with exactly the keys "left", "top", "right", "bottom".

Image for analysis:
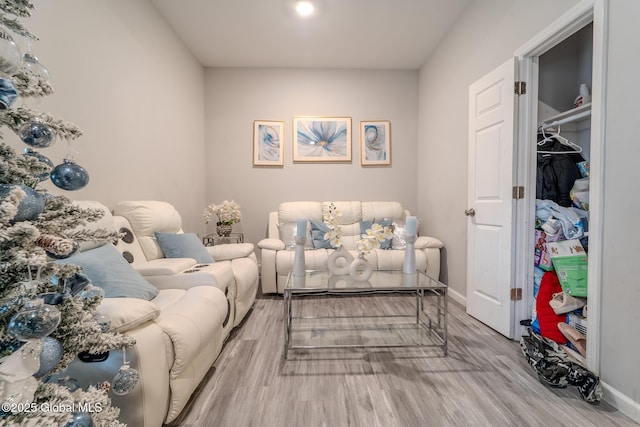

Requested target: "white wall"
[
  {"left": 418, "top": 0, "right": 640, "bottom": 414},
  {"left": 601, "top": 0, "right": 640, "bottom": 410},
  {"left": 9, "top": 0, "right": 206, "bottom": 232},
  {"left": 204, "top": 68, "right": 419, "bottom": 247}
]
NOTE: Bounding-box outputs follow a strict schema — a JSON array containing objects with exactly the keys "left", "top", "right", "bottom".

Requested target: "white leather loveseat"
[
  {"left": 257, "top": 201, "right": 444, "bottom": 294},
  {"left": 62, "top": 201, "right": 259, "bottom": 427}
]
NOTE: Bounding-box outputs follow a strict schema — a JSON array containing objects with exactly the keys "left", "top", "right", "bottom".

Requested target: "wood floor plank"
[{"left": 168, "top": 293, "right": 637, "bottom": 427}]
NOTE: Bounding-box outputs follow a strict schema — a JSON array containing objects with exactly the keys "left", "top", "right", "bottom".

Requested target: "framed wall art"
[
  {"left": 253, "top": 120, "right": 284, "bottom": 166},
  {"left": 360, "top": 120, "right": 391, "bottom": 166},
  {"left": 293, "top": 116, "right": 352, "bottom": 162}
]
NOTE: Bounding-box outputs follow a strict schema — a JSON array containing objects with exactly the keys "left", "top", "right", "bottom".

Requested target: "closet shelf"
[{"left": 541, "top": 103, "right": 591, "bottom": 130}]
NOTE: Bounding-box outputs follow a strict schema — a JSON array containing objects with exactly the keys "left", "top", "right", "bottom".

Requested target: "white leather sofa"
[
  {"left": 257, "top": 201, "right": 444, "bottom": 294},
  {"left": 62, "top": 201, "right": 259, "bottom": 427}
]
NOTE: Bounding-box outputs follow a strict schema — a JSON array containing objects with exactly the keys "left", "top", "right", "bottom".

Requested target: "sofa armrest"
[
  {"left": 96, "top": 297, "right": 160, "bottom": 333},
  {"left": 207, "top": 243, "right": 255, "bottom": 261},
  {"left": 257, "top": 238, "right": 285, "bottom": 251},
  {"left": 415, "top": 236, "right": 444, "bottom": 250},
  {"left": 135, "top": 258, "right": 196, "bottom": 276}
]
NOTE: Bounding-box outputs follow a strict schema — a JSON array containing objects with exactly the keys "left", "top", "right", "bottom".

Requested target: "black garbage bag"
[{"left": 520, "top": 328, "right": 602, "bottom": 403}]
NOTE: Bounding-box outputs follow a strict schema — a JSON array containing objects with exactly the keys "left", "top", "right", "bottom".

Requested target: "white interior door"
[{"left": 466, "top": 58, "right": 517, "bottom": 339}]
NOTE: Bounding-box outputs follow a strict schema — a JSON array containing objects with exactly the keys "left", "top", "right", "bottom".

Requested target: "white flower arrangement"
[
  {"left": 357, "top": 222, "right": 394, "bottom": 255},
  {"left": 204, "top": 200, "right": 241, "bottom": 225},
  {"left": 323, "top": 202, "right": 343, "bottom": 248}
]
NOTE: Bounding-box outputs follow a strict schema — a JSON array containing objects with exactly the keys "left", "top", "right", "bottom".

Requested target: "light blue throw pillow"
[
  {"left": 309, "top": 219, "right": 334, "bottom": 249},
  {"left": 60, "top": 244, "right": 159, "bottom": 300},
  {"left": 155, "top": 232, "right": 214, "bottom": 264}
]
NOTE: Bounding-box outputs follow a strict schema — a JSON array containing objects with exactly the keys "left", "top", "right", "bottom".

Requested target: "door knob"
[{"left": 464, "top": 208, "right": 476, "bottom": 217}]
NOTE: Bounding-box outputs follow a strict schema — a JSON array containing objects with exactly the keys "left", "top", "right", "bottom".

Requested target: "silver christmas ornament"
[
  {"left": 8, "top": 299, "right": 61, "bottom": 341},
  {"left": 0, "top": 30, "right": 22, "bottom": 77},
  {"left": 34, "top": 337, "right": 63, "bottom": 378},
  {"left": 111, "top": 364, "right": 139, "bottom": 395},
  {"left": 18, "top": 118, "right": 55, "bottom": 148},
  {"left": 22, "top": 52, "right": 50, "bottom": 81}
]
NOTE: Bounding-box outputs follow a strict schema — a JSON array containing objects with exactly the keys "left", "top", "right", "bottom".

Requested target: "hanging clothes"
[{"left": 536, "top": 132, "right": 585, "bottom": 207}]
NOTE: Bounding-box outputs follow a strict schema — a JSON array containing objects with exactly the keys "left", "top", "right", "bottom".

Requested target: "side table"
[{"left": 202, "top": 233, "right": 244, "bottom": 246}]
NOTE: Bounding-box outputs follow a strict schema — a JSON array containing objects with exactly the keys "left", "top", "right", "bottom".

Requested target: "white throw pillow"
[{"left": 96, "top": 298, "right": 160, "bottom": 333}]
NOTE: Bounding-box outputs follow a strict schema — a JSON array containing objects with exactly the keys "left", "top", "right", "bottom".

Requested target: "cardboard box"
[{"left": 547, "top": 239, "right": 588, "bottom": 297}]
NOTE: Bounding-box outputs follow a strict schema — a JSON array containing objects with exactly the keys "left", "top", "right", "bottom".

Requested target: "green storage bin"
[{"left": 551, "top": 255, "right": 588, "bottom": 297}]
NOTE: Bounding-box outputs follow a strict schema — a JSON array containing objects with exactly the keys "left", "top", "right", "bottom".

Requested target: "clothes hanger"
[{"left": 537, "top": 125, "right": 582, "bottom": 154}]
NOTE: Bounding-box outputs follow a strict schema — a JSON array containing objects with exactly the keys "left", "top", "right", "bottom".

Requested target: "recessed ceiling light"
[{"left": 296, "top": 1, "right": 314, "bottom": 17}]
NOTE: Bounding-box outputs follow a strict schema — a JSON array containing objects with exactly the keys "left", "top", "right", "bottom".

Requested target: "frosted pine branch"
[
  {"left": 0, "top": 107, "right": 83, "bottom": 140},
  {"left": 0, "top": 0, "right": 34, "bottom": 18}
]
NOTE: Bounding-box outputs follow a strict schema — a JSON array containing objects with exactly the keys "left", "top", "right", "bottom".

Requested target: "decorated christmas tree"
[{"left": 0, "top": 2, "right": 134, "bottom": 426}]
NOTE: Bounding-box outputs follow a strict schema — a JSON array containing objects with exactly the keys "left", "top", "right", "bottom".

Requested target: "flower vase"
[
  {"left": 216, "top": 223, "right": 232, "bottom": 237},
  {"left": 327, "top": 246, "right": 354, "bottom": 276},
  {"left": 349, "top": 254, "right": 373, "bottom": 282}
]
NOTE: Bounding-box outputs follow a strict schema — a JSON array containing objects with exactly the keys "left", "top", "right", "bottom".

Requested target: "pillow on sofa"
[
  {"left": 391, "top": 220, "right": 407, "bottom": 249},
  {"left": 309, "top": 219, "right": 334, "bottom": 249},
  {"left": 278, "top": 222, "right": 313, "bottom": 250},
  {"left": 60, "top": 244, "right": 159, "bottom": 300},
  {"left": 359, "top": 219, "right": 393, "bottom": 249},
  {"left": 155, "top": 232, "right": 214, "bottom": 264},
  {"left": 96, "top": 297, "right": 160, "bottom": 333}
]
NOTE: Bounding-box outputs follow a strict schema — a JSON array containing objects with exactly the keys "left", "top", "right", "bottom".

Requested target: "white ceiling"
[{"left": 151, "top": 0, "right": 472, "bottom": 70}]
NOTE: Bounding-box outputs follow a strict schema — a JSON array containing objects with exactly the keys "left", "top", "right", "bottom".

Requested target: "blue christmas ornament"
[
  {"left": 50, "top": 159, "right": 90, "bottom": 191},
  {"left": 64, "top": 412, "right": 93, "bottom": 427},
  {"left": 8, "top": 299, "right": 61, "bottom": 341},
  {"left": 34, "top": 337, "right": 63, "bottom": 378},
  {"left": 0, "top": 184, "right": 45, "bottom": 222},
  {"left": 18, "top": 119, "right": 55, "bottom": 148},
  {"left": 23, "top": 148, "right": 54, "bottom": 181}
]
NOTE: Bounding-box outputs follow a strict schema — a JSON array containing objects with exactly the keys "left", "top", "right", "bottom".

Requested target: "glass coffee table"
[{"left": 283, "top": 270, "right": 447, "bottom": 359}]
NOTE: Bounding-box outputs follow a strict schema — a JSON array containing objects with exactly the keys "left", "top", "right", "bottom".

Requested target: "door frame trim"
[{"left": 512, "top": 0, "right": 607, "bottom": 373}]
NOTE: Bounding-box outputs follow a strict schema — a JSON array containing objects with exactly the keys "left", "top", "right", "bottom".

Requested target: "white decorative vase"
[
  {"left": 327, "top": 247, "right": 354, "bottom": 275},
  {"left": 293, "top": 236, "right": 306, "bottom": 277},
  {"left": 349, "top": 254, "right": 373, "bottom": 282},
  {"left": 403, "top": 235, "right": 417, "bottom": 274}
]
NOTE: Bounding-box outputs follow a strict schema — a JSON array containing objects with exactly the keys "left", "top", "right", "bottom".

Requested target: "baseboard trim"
[
  {"left": 448, "top": 287, "right": 466, "bottom": 307},
  {"left": 602, "top": 381, "right": 640, "bottom": 423}
]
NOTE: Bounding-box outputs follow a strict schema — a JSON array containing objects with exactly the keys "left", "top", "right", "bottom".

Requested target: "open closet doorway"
[{"left": 466, "top": 0, "right": 606, "bottom": 372}]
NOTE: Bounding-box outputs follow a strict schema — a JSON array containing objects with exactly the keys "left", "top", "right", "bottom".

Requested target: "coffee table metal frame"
[{"left": 283, "top": 270, "right": 447, "bottom": 359}]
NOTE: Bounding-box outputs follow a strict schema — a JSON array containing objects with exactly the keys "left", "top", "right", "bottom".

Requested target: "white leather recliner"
[
  {"left": 61, "top": 201, "right": 235, "bottom": 427},
  {"left": 112, "top": 200, "right": 259, "bottom": 330},
  {"left": 258, "top": 201, "right": 444, "bottom": 294},
  {"left": 63, "top": 200, "right": 259, "bottom": 427}
]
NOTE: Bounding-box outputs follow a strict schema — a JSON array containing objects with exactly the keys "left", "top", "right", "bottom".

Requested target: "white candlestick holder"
[
  {"left": 403, "top": 235, "right": 417, "bottom": 274},
  {"left": 293, "top": 236, "right": 306, "bottom": 277}
]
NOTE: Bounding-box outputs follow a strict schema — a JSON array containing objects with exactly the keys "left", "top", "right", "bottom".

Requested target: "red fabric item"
[{"left": 536, "top": 271, "right": 568, "bottom": 344}]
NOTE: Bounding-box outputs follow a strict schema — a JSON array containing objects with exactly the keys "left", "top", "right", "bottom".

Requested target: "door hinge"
[
  {"left": 511, "top": 288, "right": 523, "bottom": 301},
  {"left": 512, "top": 186, "right": 525, "bottom": 199},
  {"left": 514, "top": 81, "right": 526, "bottom": 95}
]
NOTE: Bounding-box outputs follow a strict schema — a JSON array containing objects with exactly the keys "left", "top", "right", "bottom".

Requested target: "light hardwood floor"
[{"left": 169, "top": 292, "right": 636, "bottom": 427}]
